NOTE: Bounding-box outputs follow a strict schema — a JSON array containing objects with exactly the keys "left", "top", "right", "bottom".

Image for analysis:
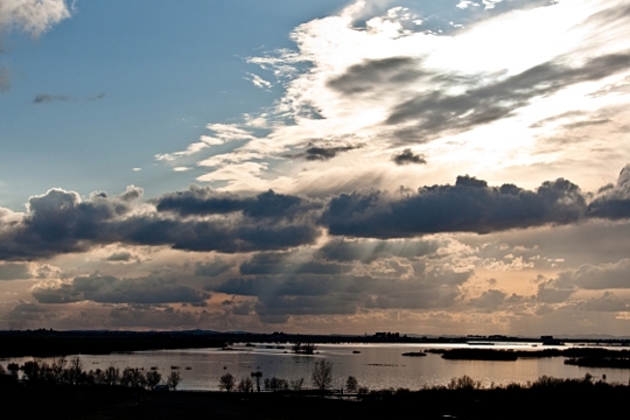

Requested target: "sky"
[{"left": 1, "top": 0, "right": 630, "bottom": 336}]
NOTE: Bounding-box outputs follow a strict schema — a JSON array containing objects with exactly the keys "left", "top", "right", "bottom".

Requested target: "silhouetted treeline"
[
  {"left": 0, "top": 330, "right": 226, "bottom": 357},
  {"left": 0, "top": 356, "right": 182, "bottom": 390},
  {"left": 3, "top": 373, "right": 628, "bottom": 420}
]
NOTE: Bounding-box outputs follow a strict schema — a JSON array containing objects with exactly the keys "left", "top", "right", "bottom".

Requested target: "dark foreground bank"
[{"left": 3, "top": 377, "right": 628, "bottom": 420}]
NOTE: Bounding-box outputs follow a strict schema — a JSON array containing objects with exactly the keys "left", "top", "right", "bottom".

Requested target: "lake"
[{"left": 4, "top": 342, "right": 629, "bottom": 390}]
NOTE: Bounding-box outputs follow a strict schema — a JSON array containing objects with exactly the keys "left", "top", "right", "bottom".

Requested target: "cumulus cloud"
[
  {"left": 392, "top": 148, "right": 426, "bottom": 165},
  {"left": 468, "top": 289, "right": 507, "bottom": 310},
  {"left": 587, "top": 164, "right": 630, "bottom": 219},
  {"left": 32, "top": 274, "right": 209, "bottom": 305},
  {"left": 322, "top": 175, "right": 588, "bottom": 238},
  {"left": 5, "top": 168, "right": 630, "bottom": 261},
  {"left": 0, "top": 0, "right": 72, "bottom": 36},
  {"left": 0, "top": 185, "right": 321, "bottom": 260}
]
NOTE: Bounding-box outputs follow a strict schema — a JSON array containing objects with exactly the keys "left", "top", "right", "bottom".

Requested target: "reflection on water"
[{"left": 3, "top": 343, "right": 629, "bottom": 391}]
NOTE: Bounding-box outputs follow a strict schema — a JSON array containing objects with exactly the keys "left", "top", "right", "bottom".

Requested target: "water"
[{"left": 4, "top": 342, "right": 629, "bottom": 391}]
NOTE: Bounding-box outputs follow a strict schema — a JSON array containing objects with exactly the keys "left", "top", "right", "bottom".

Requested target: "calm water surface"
[{"left": 4, "top": 343, "right": 630, "bottom": 391}]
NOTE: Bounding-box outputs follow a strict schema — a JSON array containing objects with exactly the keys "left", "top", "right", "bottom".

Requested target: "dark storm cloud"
[
  {"left": 0, "top": 188, "right": 141, "bottom": 259},
  {"left": 322, "top": 175, "right": 587, "bottom": 238},
  {"left": 32, "top": 274, "right": 209, "bottom": 305},
  {"left": 156, "top": 186, "right": 320, "bottom": 219},
  {"left": 0, "top": 186, "right": 320, "bottom": 260},
  {"left": 327, "top": 57, "right": 424, "bottom": 94},
  {"left": 33, "top": 94, "right": 74, "bottom": 104},
  {"left": 392, "top": 148, "right": 426, "bottom": 165},
  {"left": 385, "top": 52, "right": 630, "bottom": 143}
]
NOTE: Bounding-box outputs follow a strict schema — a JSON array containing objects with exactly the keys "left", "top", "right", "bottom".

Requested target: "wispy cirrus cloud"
[{"left": 157, "top": 0, "right": 630, "bottom": 197}]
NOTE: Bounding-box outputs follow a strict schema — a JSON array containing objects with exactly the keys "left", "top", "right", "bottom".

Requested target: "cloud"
[
  {"left": 468, "top": 289, "right": 507, "bottom": 310},
  {"left": 575, "top": 292, "right": 630, "bottom": 312},
  {"left": 392, "top": 148, "right": 426, "bottom": 165},
  {"left": 327, "top": 56, "right": 423, "bottom": 95},
  {"left": 317, "top": 238, "right": 439, "bottom": 263},
  {"left": 587, "top": 164, "right": 630, "bottom": 219},
  {"left": 149, "top": 0, "right": 630, "bottom": 198},
  {"left": 195, "top": 257, "right": 233, "bottom": 277},
  {"left": 0, "top": 262, "right": 33, "bottom": 280},
  {"left": 105, "top": 251, "right": 139, "bottom": 263},
  {"left": 0, "top": 0, "right": 73, "bottom": 36},
  {"left": 33, "top": 94, "right": 74, "bottom": 104},
  {"left": 214, "top": 265, "right": 470, "bottom": 318},
  {"left": 386, "top": 52, "right": 630, "bottom": 143},
  {"left": 108, "top": 305, "right": 211, "bottom": 329},
  {"left": 322, "top": 175, "right": 588, "bottom": 238},
  {"left": 0, "top": 185, "right": 321, "bottom": 260},
  {"left": 32, "top": 274, "right": 210, "bottom": 305},
  {"left": 555, "top": 258, "right": 630, "bottom": 290},
  {"left": 239, "top": 252, "right": 353, "bottom": 276},
  {"left": 6, "top": 167, "right": 630, "bottom": 261},
  {"left": 284, "top": 145, "right": 360, "bottom": 161},
  {"left": 156, "top": 186, "right": 321, "bottom": 220}
]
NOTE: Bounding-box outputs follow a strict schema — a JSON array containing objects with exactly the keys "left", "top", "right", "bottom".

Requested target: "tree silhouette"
[
  {"left": 167, "top": 371, "right": 182, "bottom": 390},
  {"left": 219, "top": 373, "right": 236, "bottom": 392},
  {"left": 146, "top": 370, "right": 162, "bottom": 388},
  {"left": 311, "top": 359, "right": 333, "bottom": 391},
  {"left": 346, "top": 376, "right": 358, "bottom": 392},
  {"left": 237, "top": 377, "right": 254, "bottom": 392}
]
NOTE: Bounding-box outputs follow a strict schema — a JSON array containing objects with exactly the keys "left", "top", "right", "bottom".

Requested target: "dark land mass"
[
  {"left": 3, "top": 329, "right": 630, "bottom": 358},
  {"left": 565, "top": 357, "right": 630, "bottom": 369},
  {"left": 401, "top": 352, "right": 427, "bottom": 357},
  {"left": 2, "top": 382, "right": 626, "bottom": 420},
  {"left": 428, "top": 347, "right": 630, "bottom": 361}
]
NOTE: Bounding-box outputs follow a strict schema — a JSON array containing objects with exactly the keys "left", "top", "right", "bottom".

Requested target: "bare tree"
[
  {"left": 167, "top": 370, "right": 182, "bottom": 390},
  {"left": 237, "top": 377, "right": 254, "bottom": 392},
  {"left": 146, "top": 370, "right": 162, "bottom": 389},
  {"left": 219, "top": 373, "right": 236, "bottom": 392},
  {"left": 311, "top": 360, "right": 333, "bottom": 391}
]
